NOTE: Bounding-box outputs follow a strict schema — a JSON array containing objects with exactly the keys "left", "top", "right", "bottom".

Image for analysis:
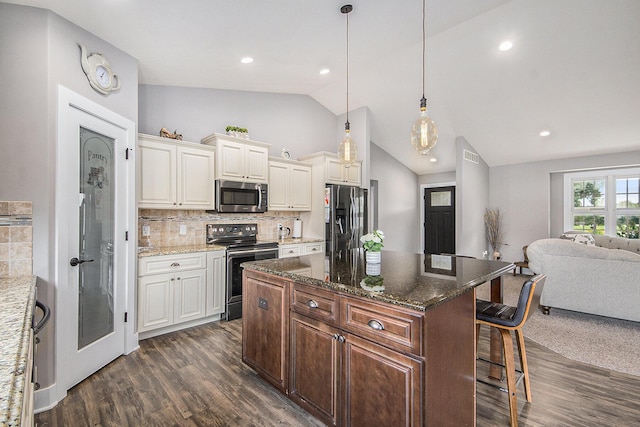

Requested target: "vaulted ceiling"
[{"left": 7, "top": 0, "right": 640, "bottom": 174}]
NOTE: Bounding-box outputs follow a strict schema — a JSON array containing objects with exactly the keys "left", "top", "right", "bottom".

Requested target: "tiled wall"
[
  {"left": 138, "top": 209, "right": 300, "bottom": 248},
  {"left": 0, "top": 201, "right": 33, "bottom": 277}
]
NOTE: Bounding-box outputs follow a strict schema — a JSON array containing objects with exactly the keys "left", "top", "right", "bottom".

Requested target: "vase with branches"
[{"left": 484, "top": 208, "right": 504, "bottom": 260}]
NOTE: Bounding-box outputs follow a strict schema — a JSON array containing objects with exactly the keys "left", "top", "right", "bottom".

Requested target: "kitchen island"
[{"left": 242, "top": 250, "right": 513, "bottom": 427}]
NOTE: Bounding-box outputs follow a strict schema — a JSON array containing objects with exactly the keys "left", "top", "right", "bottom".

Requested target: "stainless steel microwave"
[{"left": 215, "top": 180, "right": 268, "bottom": 213}]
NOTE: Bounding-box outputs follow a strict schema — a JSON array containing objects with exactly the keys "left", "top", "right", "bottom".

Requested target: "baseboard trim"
[{"left": 34, "top": 383, "right": 63, "bottom": 414}]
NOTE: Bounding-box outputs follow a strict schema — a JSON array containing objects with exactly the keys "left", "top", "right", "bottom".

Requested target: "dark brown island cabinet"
[{"left": 242, "top": 259, "right": 495, "bottom": 427}]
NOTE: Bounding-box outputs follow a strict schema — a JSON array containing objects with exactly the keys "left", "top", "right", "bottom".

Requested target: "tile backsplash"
[
  {"left": 0, "top": 201, "right": 33, "bottom": 277},
  {"left": 138, "top": 209, "right": 300, "bottom": 248}
]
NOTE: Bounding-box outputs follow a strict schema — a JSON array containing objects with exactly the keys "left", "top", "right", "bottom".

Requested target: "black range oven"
[{"left": 207, "top": 223, "right": 278, "bottom": 320}]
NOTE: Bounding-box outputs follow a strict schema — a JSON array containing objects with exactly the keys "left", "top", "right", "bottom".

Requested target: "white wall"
[
  {"left": 490, "top": 150, "right": 640, "bottom": 262},
  {"left": 456, "top": 137, "right": 490, "bottom": 258},
  {"left": 138, "top": 85, "right": 337, "bottom": 157},
  {"left": 370, "top": 143, "right": 420, "bottom": 253},
  {"left": 0, "top": 2, "right": 139, "bottom": 393}
]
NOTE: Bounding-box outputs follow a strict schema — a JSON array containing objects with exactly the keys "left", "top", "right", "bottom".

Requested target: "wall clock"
[{"left": 79, "top": 44, "right": 121, "bottom": 95}]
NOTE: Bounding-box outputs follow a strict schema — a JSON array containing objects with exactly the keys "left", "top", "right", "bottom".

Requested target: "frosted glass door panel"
[{"left": 78, "top": 127, "right": 115, "bottom": 349}]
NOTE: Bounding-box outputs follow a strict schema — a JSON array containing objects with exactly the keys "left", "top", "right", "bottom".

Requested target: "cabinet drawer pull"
[
  {"left": 306, "top": 299, "right": 318, "bottom": 309},
  {"left": 310, "top": 248, "right": 317, "bottom": 252},
  {"left": 170, "top": 262, "right": 180, "bottom": 267},
  {"left": 288, "top": 250, "right": 295, "bottom": 254},
  {"left": 367, "top": 319, "right": 385, "bottom": 331}
]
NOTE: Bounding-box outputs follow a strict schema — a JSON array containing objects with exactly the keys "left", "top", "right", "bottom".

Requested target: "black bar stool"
[{"left": 476, "top": 274, "right": 546, "bottom": 427}]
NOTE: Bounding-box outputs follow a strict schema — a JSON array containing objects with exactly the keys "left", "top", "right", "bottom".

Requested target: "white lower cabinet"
[
  {"left": 279, "top": 242, "right": 324, "bottom": 259},
  {"left": 206, "top": 250, "right": 226, "bottom": 317},
  {"left": 138, "top": 250, "right": 225, "bottom": 335}
]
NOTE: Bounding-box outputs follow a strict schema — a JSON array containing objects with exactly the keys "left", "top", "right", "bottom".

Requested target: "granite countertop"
[
  {"left": 138, "top": 244, "right": 226, "bottom": 257},
  {"left": 0, "top": 276, "right": 36, "bottom": 427},
  {"left": 242, "top": 250, "right": 514, "bottom": 312},
  {"left": 138, "top": 238, "right": 324, "bottom": 258},
  {"left": 273, "top": 237, "right": 324, "bottom": 245}
]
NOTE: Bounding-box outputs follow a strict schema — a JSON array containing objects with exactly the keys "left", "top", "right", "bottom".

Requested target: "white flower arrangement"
[{"left": 360, "top": 230, "right": 385, "bottom": 252}]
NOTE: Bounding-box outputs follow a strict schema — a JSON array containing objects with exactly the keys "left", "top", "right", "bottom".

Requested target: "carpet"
[{"left": 476, "top": 274, "right": 640, "bottom": 378}]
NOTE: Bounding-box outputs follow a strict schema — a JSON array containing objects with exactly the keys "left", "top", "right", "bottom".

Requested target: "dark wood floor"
[{"left": 36, "top": 319, "right": 640, "bottom": 427}]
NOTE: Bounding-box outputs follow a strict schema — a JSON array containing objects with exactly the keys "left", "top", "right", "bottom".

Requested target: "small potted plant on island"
[{"left": 360, "top": 229, "right": 385, "bottom": 264}]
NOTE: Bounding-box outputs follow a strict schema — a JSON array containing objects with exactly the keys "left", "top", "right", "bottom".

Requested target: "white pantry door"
[{"left": 56, "top": 86, "right": 135, "bottom": 393}]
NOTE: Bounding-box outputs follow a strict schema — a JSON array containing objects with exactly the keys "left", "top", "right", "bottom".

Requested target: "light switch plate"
[
  {"left": 142, "top": 225, "right": 150, "bottom": 236},
  {"left": 179, "top": 224, "right": 187, "bottom": 235}
]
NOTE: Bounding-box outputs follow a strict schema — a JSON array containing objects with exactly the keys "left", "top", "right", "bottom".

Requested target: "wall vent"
[{"left": 463, "top": 149, "right": 479, "bottom": 164}]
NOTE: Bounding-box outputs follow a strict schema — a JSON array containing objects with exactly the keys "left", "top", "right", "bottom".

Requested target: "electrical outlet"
[
  {"left": 179, "top": 224, "right": 187, "bottom": 235},
  {"left": 142, "top": 225, "right": 150, "bottom": 236},
  {"left": 277, "top": 223, "right": 283, "bottom": 230}
]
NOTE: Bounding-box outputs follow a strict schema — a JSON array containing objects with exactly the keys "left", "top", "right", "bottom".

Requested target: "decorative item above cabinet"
[
  {"left": 137, "top": 133, "right": 215, "bottom": 210},
  {"left": 201, "top": 133, "right": 271, "bottom": 184}
]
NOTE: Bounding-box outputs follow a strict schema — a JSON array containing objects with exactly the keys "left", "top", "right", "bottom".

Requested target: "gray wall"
[
  {"left": 0, "top": 3, "right": 139, "bottom": 390},
  {"left": 419, "top": 171, "right": 456, "bottom": 185},
  {"left": 370, "top": 143, "right": 420, "bottom": 253},
  {"left": 490, "top": 150, "right": 640, "bottom": 263},
  {"left": 456, "top": 137, "right": 490, "bottom": 258},
  {"left": 139, "top": 85, "right": 337, "bottom": 157}
]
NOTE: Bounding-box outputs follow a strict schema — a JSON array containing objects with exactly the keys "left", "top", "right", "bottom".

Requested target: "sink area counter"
[
  {"left": 0, "top": 275, "right": 36, "bottom": 427},
  {"left": 242, "top": 250, "right": 513, "bottom": 312}
]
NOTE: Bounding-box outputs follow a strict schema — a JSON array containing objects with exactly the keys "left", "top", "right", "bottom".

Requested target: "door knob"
[{"left": 70, "top": 257, "right": 94, "bottom": 267}]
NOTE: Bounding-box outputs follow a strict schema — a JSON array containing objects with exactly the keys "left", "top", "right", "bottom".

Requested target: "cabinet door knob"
[
  {"left": 333, "top": 333, "right": 340, "bottom": 340},
  {"left": 338, "top": 335, "right": 346, "bottom": 343},
  {"left": 306, "top": 299, "right": 318, "bottom": 309},
  {"left": 367, "top": 319, "right": 385, "bottom": 331}
]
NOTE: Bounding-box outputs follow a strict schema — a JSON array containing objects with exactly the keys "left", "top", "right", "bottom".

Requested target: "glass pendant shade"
[
  {"left": 338, "top": 4, "right": 357, "bottom": 167},
  {"left": 338, "top": 126, "right": 357, "bottom": 167},
  {"left": 411, "top": 102, "right": 438, "bottom": 155}
]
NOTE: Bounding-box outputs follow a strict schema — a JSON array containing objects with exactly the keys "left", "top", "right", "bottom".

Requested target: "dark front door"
[{"left": 424, "top": 186, "right": 456, "bottom": 255}]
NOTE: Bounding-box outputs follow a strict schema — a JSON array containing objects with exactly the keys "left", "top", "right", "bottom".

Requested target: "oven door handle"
[{"left": 228, "top": 247, "right": 278, "bottom": 256}]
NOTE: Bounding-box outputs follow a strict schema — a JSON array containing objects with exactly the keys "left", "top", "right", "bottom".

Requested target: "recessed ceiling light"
[
  {"left": 540, "top": 130, "right": 551, "bottom": 137},
  {"left": 241, "top": 57, "right": 254, "bottom": 64},
  {"left": 429, "top": 157, "right": 438, "bottom": 163},
  {"left": 499, "top": 41, "right": 513, "bottom": 51},
  {"left": 320, "top": 68, "right": 330, "bottom": 75}
]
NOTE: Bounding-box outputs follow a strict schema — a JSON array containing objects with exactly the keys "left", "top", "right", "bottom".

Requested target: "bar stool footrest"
[{"left": 476, "top": 357, "right": 525, "bottom": 393}]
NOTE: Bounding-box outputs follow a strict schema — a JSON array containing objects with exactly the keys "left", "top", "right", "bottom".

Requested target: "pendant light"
[
  {"left": 410, "top": 0, "right": 438, "bottom": 155},
  {"left": 338, "top": 4, "right": 357, "bottom": 167}
]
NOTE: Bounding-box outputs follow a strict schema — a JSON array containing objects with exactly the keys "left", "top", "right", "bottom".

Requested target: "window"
[{"left": 565, "top": 168, "right": 640, "bottom": 239}]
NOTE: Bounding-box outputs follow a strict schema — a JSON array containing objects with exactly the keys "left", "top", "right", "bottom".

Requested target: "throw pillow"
[{"left": 559, "top": 233, "right": 596, "bottom": 246}]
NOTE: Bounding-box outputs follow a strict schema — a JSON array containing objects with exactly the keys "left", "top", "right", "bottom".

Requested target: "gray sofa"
[{"left": 527, "top": 233, "right": 640, "bottom": 322}]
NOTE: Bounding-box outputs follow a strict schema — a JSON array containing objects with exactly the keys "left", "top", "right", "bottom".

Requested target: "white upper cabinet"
[
  {"left": 137, "top": 134, "right": 215, "bottom": 209},
  {"left": 268, "top": 158, "right": 312, "bottom": 211},
  {"left": 299, "top": 152, "right": 362, "bottom": 187},
  {"left": 201, "top": 133, "right": 270, "bottom": 183},
  {"left": 325, "top": 156, "right": 361, "bottom": 186}
]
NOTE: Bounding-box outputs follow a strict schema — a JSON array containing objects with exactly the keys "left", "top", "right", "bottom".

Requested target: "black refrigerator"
[{"left": 324, "top": 184, "right": 368, "bottom": 254}]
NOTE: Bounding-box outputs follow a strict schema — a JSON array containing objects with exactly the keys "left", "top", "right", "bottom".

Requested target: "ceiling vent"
[{"left": 463, "top": 149, "right": 479, "bottom": 164}]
